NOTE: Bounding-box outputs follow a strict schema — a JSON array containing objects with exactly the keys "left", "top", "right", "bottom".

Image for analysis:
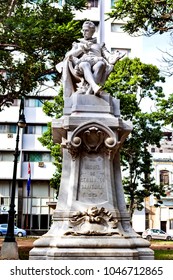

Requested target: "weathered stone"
[
  {"left": 0, "top": 242, "right": 19, "bottom": 260},
  {"left": 29, "top": 92, "right": 154, "bottom": 260}
]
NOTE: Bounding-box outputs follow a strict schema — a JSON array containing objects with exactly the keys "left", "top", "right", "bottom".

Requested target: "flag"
[{"left": 27, "top": 162, "right": 31, "bottom": 196}]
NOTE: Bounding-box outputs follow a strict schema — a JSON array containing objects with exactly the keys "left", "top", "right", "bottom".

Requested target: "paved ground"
[
  {"left": 0, "top": 237, "right": 36, "bottom": 248},
  {"left": 1, "top": 237, "right": 173, "bottom": 250},
  {"left": 150, "top": 244, "right": 173, "bottom": 250}
]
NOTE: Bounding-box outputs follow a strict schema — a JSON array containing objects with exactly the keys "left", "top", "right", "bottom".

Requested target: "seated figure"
[{"left": 56, "top": 21, "right": 125, "bottom": 97}]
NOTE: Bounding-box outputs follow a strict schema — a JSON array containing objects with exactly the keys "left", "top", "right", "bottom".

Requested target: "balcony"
[
  {"left": 22, "top": 134, "right": 48, "bottom": 151},
  {"left": 0, "top": 162, "right": 21, "bottom": 179},
  {"left": 21, "top": 162, "right": 56, "bottom": 180},
  {"left": 25, "top": 107, "right": 51, "bottom": 123}
]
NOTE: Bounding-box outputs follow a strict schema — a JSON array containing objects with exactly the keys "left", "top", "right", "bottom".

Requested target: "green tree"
[
  {"left": 104, "top": 57, "right": 166, "bottom": 216},
  {"left": 155, "top": 92, "right": 173, "bottom": 128},
  {"left": 0, "top": 0, "right": 87, "bottom": 110},
  {"left": 108, "top": 0, "right": 173, "bottom": 36}
]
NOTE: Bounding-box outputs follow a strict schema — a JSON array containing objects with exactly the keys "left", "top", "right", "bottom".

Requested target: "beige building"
[{"left": 147, "top": 130, "right": 173, "bottom": 235}]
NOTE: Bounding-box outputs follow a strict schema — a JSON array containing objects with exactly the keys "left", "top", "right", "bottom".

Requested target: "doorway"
[{"left": 161, "top": 221, "right": 167, "bottom": 232}]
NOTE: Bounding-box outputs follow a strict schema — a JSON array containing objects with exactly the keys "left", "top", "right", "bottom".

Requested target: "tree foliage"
[
  {"left": 109, "top": 0, "right": 173, "bottom": 36},
  {"left": 0, "top": 0, "right": 87, "bottom": 110},
  {"left": 156, "top": 92, "right": 173, "bottom": 125},
  {"left": 104, "top": 57, "right": 165, "bottom": 117}
]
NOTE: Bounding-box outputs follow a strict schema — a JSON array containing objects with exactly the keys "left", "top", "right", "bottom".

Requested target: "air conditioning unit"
[
  {"left": 38, "top": 161, "right": 44, "bottom": 167},
  {"left": 7, "top": 133, "right": 13, "bottom": 138},
  {"left": 0, "top": 205, "right": 9, "bottom": 214}
]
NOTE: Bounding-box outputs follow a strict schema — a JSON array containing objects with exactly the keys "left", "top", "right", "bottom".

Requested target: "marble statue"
[
  {"left": 29, "top": 20, "right": 154, "bottom": 260},
  {"left": 56, "top": 21, "right": 125, "bottom": 97}
]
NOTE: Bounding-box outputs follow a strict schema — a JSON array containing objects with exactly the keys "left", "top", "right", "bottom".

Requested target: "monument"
[{"left": 29, "top": 21, "right": 154, "bottom": 260}]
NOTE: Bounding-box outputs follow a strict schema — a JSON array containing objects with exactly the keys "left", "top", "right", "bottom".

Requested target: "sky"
[
  {"left": 142, "top": 32, "right": 170, "bottom": 65},
  {"left": 138, "top": 32, "right": 173, "bottom": 117},
  {"left": 142, "top": 32, "right": 172, "bottom": 96}
]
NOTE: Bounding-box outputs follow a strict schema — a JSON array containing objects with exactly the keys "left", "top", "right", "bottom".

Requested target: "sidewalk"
[
  {"left": 1, "top": 237, "right": 173, "bottom": 250},
  {"left": 150, "top": 244, "right": 173, "bottom": 250},
  {"left": 0, "top": 237, "right": 36, "bottom": 248}
]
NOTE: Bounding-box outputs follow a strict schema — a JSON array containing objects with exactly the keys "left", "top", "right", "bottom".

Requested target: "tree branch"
[
  {"left": 7, "top": 0, "right": 18, "bottom": 17},
  {"left": 0, "top": 43, "right": 21, "bottom": 51}
]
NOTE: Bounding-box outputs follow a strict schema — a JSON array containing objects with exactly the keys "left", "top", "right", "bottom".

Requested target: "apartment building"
[
  {"left": 0, "top": 0, "right": 144, "bottom": 234},
  {"left": 0, "top": 96, "right": 57, "bottom": 234}
]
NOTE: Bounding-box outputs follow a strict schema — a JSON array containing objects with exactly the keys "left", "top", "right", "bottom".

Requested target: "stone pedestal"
[
  {"left": 0, "top": 241, "right": 19, "bottom": 260},
  {"left": 29, "top": 92, "right": 154, "bottom": 260}
]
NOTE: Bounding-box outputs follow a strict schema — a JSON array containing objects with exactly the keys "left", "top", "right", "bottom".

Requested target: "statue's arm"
[
  {"left": 101, "top": 43, "right": 125, "bottom": 65},
  {"left": 65, "top": 42, "right": 84, "bottom": 59}
]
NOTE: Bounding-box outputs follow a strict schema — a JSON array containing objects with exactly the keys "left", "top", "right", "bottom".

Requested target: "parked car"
[
  {"left": 142, "top": 228, "right": 173, "bottom": 241},
  {"left": 0, "top": 224, "right": 26, "bottom": 237}
]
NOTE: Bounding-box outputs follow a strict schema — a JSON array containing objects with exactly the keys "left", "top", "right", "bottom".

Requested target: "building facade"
[
  {"left": 0, "top": 0, "right": 144, "bottom": 234},
  {"left": 0, "top": 97, "right": 57, "bottom": 234},
  {"left": 146, "top": 130, "right": 173, "bottom": 235}
]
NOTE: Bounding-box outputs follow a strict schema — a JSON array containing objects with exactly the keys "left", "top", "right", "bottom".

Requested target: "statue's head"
[{"left": 82, "top": 21, "right": 95, "bottom": 39}]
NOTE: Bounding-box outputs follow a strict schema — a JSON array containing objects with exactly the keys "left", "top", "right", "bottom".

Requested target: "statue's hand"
[
  {"left": 108, "top": 51, "right": 126, "bottom": 64},
  {"left": 68, "top": 55, "right": 73, "bottom": 61},
  {"left": 68, "top": 55, "right": 79, "bottom": 66},
  {"left": 81, "top": 42, "right": 92, "bottom": 52}
]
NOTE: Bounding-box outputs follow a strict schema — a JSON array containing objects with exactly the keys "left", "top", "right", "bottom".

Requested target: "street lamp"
[{"left": 0, "top": 98, "right": 26, "bottom": 260}]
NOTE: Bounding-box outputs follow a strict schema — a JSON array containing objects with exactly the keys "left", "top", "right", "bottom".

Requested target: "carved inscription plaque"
[{"left": 78, "top": 154, "right": 107, "bottom": 203}]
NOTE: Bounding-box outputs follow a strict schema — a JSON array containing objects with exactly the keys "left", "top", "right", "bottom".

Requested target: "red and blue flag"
[{"left": 27, "top": 162, "right": 31, "bottom": 196}]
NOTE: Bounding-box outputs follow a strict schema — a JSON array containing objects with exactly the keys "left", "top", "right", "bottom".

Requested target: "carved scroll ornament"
[
  {"left": 64, "top": 207, "right": 121, "bottom": 236},
  {"left": 65, "top": 121, "right": 119, "bottom": 160}
]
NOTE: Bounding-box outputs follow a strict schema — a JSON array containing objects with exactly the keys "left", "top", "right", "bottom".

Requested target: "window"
[
  {"left": 111, "top": 23, "right": 124, "bottom": 33},
  {"left": 58, "top": 0, "right": 63, "bottom": 5},
  {"left": 111, "top": 48, "right": 131, "bottom": 57},
  {"left": 111, "top": 0, "right": 116, "bottom": 7},
  {"left": 152, "top": 229, "right": 159, "bottom": 233},
  {"left": 42, "top": 125, "right": 48, "bottom": 133},
  {"left": 0, "top": 125, "right": 16, "bottom": 133},
  {"left": 24, "top": 125, "right": 36, "bottom": 134},
  {"left": 151, "top": 147, "right": 155, "bottom": 153},
  {"left": 160, "top": 170, "right": 169, "bottom": 185},
  {"left": 24, "top": 152, "right": 52, "bottom": 162},
  {"left": 32, "top": 215, "right": 39, "bottom": 229},
  {"left": 25, "top": 99, "right": 42, "bottom": 107},
  {"left": 0, "top": 152, "right": 14, "bottom": 161},
  {"left": 162, "top": 132, "right": 172, "bottom": 141},
  {"left": 40, "top": 215, "right": 48, "bottom": 229},
  {"left": 0, "top": 224, "right": 7, "bottom": 228},
  {"left": 87, "top": 0, "right": 98, "bottom": 8},
  {"left": 0, "top": 197, "right": 4, "bottom": 205},
  {"left": 169, "top": 219, "right": 173, "bottom": 229},
  {"left": 12, "top": 99, "right": 19, "bottom": 106},
  {"left": 145, "top": 212, "right": 149, "bottom": 229},
  {"left": 29, "top": 214, "right": 50, "bottom": 230},
  {"left": 24, "top": 125, "right": 47, "bottom": 134},
  {"left": 169, "top": 208, "right": 173, "bottom": 219}
]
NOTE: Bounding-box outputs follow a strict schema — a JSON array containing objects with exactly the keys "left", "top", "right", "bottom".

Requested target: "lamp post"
[{"left": 0, "top": 98, "right": 26, "bottom": 260}]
